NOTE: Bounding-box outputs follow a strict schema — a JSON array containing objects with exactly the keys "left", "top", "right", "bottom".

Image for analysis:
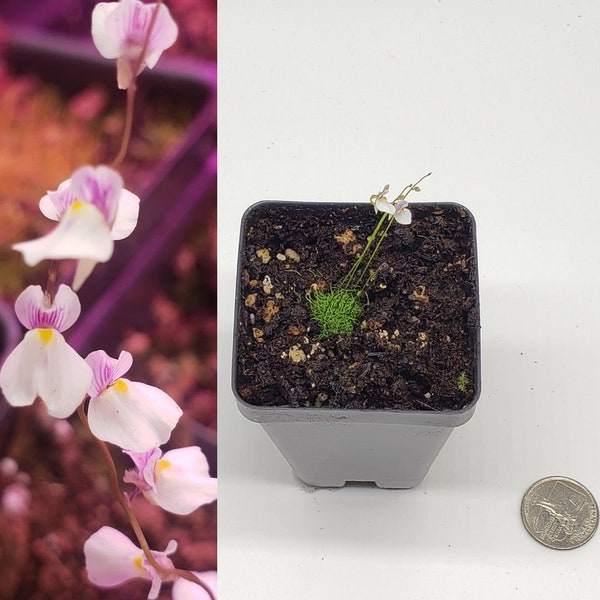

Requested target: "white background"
[{"left": 218, "top": 1, "right": 600, "bottom": 597}]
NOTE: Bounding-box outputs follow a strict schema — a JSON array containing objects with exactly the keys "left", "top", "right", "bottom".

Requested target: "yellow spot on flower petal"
[
  {"left": 37, "top": 329, "right": 53, "bottom": 344},
  {"left": 133, "top": 555, "right": 145, "bottom": 572},
  {"left": 156, "top": 459, "right": 171, "bottom": 478},
  {"left": 112, "top": 379, "right": 128, "bottom": 393},
  {"left": 70, "top": 200, "right": 85, "bottom": 212}
]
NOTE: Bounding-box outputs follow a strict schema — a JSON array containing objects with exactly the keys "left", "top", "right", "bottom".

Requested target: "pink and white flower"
[
  {"left": 124, "top": 446, "right": 217, "bottom": 515},
  {"left": 85, "top": 350, "right": 182, "bottom": 451},
  {"left": 92, "top": 0, "right": 178, "bottom": 89},
  {"left": 390, "top": 199, "right": 412, "bottom": 225},
  {"left": 370, "top": 184, "right": 392, "bottom": 214},
  {"left": 0, "top": 285, "right": 92, "bottom": 418},
  {"left": 172, "top": 571, "right": 217, "bottom": 600},
  {"left": 369, "top": 184, "right": 412, "bottom": 224},
  {"left": 13, "top": 165, "right": 140, "bottom": 290},
  {"left": 84, "top": 525, "right": 177, "bottom": 600}
]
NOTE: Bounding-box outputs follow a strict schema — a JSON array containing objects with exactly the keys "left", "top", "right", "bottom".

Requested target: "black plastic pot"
[{"left": 233, "top": 201, "right": 481, "bottom": 488}]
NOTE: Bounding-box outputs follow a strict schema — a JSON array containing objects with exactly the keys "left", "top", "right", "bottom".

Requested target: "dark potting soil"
[{"left": 235, "top": 202, "right": 480, "bottom": 412}]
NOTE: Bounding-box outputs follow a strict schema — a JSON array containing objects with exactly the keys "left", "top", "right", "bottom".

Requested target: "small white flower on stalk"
[
  {"left": 84, "top": 525, "right": 177, "bottom": 600},
  {"left": 391, "top": 198, "right": 412, "bottom": 225},
  {"left": 85, "top": 350, "right": 182, "bottom": 452},
  {"left": 13, "top": 165, "right": 140, "bottom": 291},
  {"left": 370, "top": 184, "right": 412, "bottom": 225},
  {"left": 0, "top": 285, "right": 92, "bottom": 418},
  {"left": 124, "top": 446, "right": 217, "bottom": 515},
  {"left": 370, "top": 184, "right": 392, "bottom": 214},
  {"left": 172, "top": 570, "right": 217, "bottom": 600},
  {"left": 92, "top": 0, "right": 178, "bottom": 89}
]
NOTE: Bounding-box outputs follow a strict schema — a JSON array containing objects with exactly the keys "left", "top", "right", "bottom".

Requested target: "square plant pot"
[{"left": 232, "top": 200, "right": 481, "bottom": 488}]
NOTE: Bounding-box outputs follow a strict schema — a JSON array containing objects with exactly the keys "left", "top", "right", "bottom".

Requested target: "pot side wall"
[{"left": 263, "top": 420, "right": 453, "bottom": 488}]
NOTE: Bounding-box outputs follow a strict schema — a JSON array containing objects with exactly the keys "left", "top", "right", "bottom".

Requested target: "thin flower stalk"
[
  {"left": 110, "top": 0, "right": 166, "bottom": 168},
  {"left": 353, "top": 213, "right": 399, "bottom": 292},
  {"left": 355, "top": 172, "right": 430, "bottom": 292},
  {"left": 339, "top": 173, "right": 429, "bottom": 295},
  {"left": 309, "top": 173, "right": 430, "bottom": 338},
  {"left": 337, "top": 211, "right": 388, "bottom": 293}
]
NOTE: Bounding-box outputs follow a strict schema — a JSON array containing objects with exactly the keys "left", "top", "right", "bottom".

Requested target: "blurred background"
[{"left": 0, "top": 1, "right": 216, "bottom": 598}]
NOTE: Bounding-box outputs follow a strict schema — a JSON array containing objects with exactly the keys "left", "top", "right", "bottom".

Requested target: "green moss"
[{"left": 307, "top": 288, "right": 364, "bottom": 339}]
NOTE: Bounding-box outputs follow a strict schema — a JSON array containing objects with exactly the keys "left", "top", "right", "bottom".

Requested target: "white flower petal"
[
  {"left": 145, "top": 447, "right": 217, "bottom": 515},
  {"left": 148, "top": 571, "right": 163, "bottom": 600},
  {"left": 39, "top": 195, "right": 60, "bottom": 221},
  {"left": 88, "top": 379, "right": 182, "bottom": 451},
  {"left": 143, "top": 3, "right": 179, "bottom": 68},
  {"left": 37, "top": 332, "right": 92, "bottom": 418},
  {"left": 116, "top": 58, "right": 135, "bottom": 90},
  {"left": 394, "top": 207, "right": 412, "bottom": 225},
  {"left": 111, "top": 188, "right": 140, "bottom": 240},
  {"left": 84, "top": 526, "right": 147, "bottom": 588},
  {"left": 91, "top": 2, "right": 122, "bottom": 59},
  {"left": 0, "top": 336, "right": 39, "bottom": 409},
  {"left": 0, "top": 329, "right": 92, "bottom": 418},
  {"left": 163, "top": 539, "right": 178, "bottom": 555},
  {"left": 374, "top": 196, "right": 394, "bottom": 215},
  {"left": 72, "top": 258, "right": 99, "bottom": 292},
  {"left": 13, "top": 203, "right": 113, "bottom": 267},
  {"left": 39, "top": 180, "right": 74, "bottom": 221},
  {"left": 172, "top": 571, "right": 217, "bottom": 600}
]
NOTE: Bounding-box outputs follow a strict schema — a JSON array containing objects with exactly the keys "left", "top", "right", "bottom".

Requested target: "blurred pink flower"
[
  {"left": 92, "top": 0, "right": 178, "bottom": 89},
  {"left": 1, "top": 483, "right": 31, "bottom": 517},
  {"left": 13, "top": 165, "right": 140, "bottom": 290}
]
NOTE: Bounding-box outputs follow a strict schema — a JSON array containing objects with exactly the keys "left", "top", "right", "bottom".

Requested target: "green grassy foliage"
[{"left": 307, "top": 288, "right": 364, "bottom": 339}]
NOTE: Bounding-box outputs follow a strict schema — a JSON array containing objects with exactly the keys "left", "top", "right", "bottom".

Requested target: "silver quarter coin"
[{"left": 521, "top": 476, "right": 598, "bottom": 550}]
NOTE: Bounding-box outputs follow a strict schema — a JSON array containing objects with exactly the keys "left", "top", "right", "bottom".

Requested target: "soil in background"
[{"left": 235, "top": 202, "right": 480, "bottom": 412}]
